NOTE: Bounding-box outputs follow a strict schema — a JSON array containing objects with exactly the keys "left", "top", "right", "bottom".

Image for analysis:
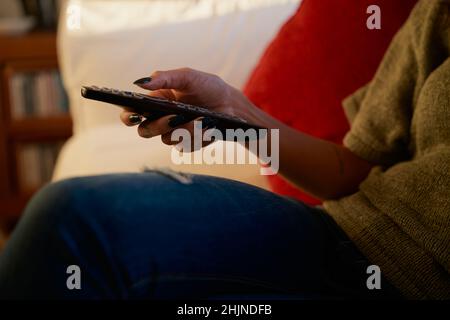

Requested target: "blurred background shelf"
[
  {"left": 2, "top": 190, "right": 35, "bottom": 219},
  {"left": 8, "top": 116, "right": 72, "bottom": 141},
  {"left": 0, "top": 31, "right": 57, "bottom": 61},
  {"left": 0, "top": 27, "right": 72, "bottom": 223}
]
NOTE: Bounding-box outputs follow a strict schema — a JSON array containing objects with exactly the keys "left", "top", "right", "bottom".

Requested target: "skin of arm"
[
  {"left": 243, "top": 103, "right": 373, "bottom": 200},
  {"left": 121, "top": 68, "right": 373, "bottom": 200}
]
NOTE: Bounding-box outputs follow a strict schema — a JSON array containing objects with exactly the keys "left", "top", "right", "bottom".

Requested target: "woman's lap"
[{"left": 0, "top": 171, "right": 400, "bottom": 299}]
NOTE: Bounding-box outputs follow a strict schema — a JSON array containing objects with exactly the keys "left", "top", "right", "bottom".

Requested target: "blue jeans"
[{"left": 0, "top": 171, "right": 401, "bottom": 299}]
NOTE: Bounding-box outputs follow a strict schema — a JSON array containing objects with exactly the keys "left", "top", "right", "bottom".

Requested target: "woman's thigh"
[{"left": 0, "top": 171, "right": 394, "bottom": 299}]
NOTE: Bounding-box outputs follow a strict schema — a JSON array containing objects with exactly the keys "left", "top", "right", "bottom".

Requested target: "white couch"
[{"left": 53, "top": 0, "right": 300, "bottom": 188}]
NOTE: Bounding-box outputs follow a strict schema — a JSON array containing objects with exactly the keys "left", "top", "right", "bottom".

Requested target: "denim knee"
[
  {"left": 0, "top": 177, "right": 116, "bottom": 299},
  {"left": 14, "top": 177, "right": 97, "bottom": 241}
]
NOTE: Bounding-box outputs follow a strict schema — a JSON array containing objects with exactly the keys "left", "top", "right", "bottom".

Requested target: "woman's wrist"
[
  {"left": 240, "top": 100, "right": 284, "bottom": 131},
  {"left": 229, "top": 87, "right": 280, "bottom": 129}
]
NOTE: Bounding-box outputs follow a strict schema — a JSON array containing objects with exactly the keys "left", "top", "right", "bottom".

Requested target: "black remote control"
[{"left": 81, "top": 86, "right": 265, "bottom": 132}]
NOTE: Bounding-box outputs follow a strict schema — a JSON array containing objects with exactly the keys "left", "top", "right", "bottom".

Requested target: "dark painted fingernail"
[
  {"left": 201, "top": 117, "right": 218, "bottom": 129},
  {"left": 129, "top": 114, "right": 142, "bottom": 124},
  {"left": 133, "top": 77, "right": 152, "bottom": 85},
  {"left": 168, "top": 114, "right": 187, "bottom": 128}
]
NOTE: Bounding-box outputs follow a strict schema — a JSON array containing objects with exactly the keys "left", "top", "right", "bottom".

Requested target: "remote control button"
[
  {"left": 133, "top": 93, "right": 146, "bottom": 98},
  {"left": 177, "top": 102, "right": 196, "bottom": 111},
  {"left": 132, "top": 93, "right": 144, "bottom": 99}
]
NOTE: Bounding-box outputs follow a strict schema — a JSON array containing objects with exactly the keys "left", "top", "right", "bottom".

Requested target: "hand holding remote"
[{"left": 120, "top": 68, "right": 263, "bottom": 146}]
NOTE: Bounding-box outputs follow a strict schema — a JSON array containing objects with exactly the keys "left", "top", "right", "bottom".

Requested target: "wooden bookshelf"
[{"left": 0, "top": 31, "right": 72, "bottom": 223}]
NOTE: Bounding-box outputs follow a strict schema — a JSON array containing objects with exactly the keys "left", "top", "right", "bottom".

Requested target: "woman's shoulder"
[
  {"left": 401, "top": 0, "right": 450, "bottom": 80},
  {"left": 409, "top": 0, "right": 450, "bottom": 21},
  {"left": 407, "top": 0, "right": 450, "bottom": 44}
]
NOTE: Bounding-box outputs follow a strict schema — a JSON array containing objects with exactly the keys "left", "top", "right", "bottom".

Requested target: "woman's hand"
[{"left": 120, "top": 68, "right": 259, "bottom": 146}]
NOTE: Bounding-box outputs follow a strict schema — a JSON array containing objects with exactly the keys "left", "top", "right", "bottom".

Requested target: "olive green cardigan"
[{"left": 324, "top": 0, "right": 450, "bottom": 299}]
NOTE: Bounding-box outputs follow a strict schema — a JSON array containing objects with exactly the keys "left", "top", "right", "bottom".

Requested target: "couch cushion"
[{"left": 244, "top": 0, "right": 418, "bottom": 204}]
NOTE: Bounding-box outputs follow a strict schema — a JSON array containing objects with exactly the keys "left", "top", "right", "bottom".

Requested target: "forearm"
[{"left": 241, "top": 100, "right": 373, "bottom": 200}]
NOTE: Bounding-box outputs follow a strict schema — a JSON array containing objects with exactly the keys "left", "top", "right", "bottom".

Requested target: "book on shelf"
[
  {"left": 20, "top": 0, "right": 63, "bottom": 30},
  {"left": 9, "top": 69, "right": 69, "bottom": 119},
  {"left": 18, "top": 141, "right": 64, "bottom": 190}
]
